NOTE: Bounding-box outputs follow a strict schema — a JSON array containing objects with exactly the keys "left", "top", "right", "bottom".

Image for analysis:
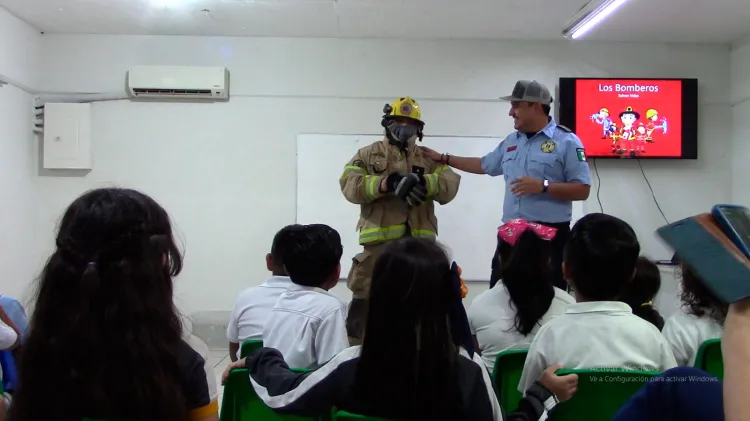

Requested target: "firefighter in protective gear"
[{"left": 339, "top": 97, "right": 461, "bottom": 343}]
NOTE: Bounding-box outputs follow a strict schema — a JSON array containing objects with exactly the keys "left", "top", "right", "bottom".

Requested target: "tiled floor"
[{"left": 210, "top": 348, "right": 231, "bottom": 409}]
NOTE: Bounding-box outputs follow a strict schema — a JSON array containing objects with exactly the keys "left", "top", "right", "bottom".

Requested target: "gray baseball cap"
[{"left": 499, "top": 80, "right": 553, "bottom": 105}]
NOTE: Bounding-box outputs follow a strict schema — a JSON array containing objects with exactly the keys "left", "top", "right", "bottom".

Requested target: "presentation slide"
[{"left": 575, "top": 79, "right": 683, "bottom": 158}]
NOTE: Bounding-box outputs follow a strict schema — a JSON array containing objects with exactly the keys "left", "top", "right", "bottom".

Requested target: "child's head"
[
  {"left": 679, "top": 261, "right": 728, "bottom": 325},
  {"left": 366, "top": 237, "right": 455, "bottom": 345},
  {"left": 498, "top": 229, "right": 556, "bottom": 335},
  {"left": 619, "top": 256, "right": 664, "bottom": 330},
  {"left": 564, "top": 213, "right": 640, "bottom": 301},
  {"left": 357, "top": 237, "right": 463, "bottom": 420},
  {"left": 43, "top": 188, "right": 182, "bottom": 309},
  {"left": 266, "top": 224, "right": 301, "bottom": 276},
  {"left": 14, "top": 188, "right": 188, "bottom": 421},
  {"left": 282, "top": 224, "right": 343, "bottom": 290}
]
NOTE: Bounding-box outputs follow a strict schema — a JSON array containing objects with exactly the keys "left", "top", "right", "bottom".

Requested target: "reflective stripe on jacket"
[{"left": 339, "top": 138, "right": 461, "bottom": 245}]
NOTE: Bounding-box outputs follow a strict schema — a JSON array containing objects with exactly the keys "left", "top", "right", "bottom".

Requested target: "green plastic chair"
[
  {"left": 491, "top": 349, "right": 528, "bottom": 414},
  {"left": 550, "top": 369, "right": 659, "bottom": 421},
  {"left": 219, "top": 367, "right": 320, "bottom": 421},
  {"left": 239, "top": 339, "right": 264, "bottom": 358},
  {"left": 332, "top": 410, "right": 393, "bottom": 421},
  {"left": 694, "top": 338, "right": 723, "bottom": 379}
]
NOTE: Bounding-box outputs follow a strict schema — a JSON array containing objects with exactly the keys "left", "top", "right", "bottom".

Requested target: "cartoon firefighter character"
[
  {"left": 645, "top": 108, "right": 668, "bottom": 142},
  {"left": 590, "top": 108, "right": 614, "bottom": 139},
  {"left": 634, "top": 123, "right": 648, "bottom": 154},
  {"left": 617, "top": 106, "right": 640, "bottom": 155},
  {"left": 607, "top": 121, "right": 618, "bottom": 140}
]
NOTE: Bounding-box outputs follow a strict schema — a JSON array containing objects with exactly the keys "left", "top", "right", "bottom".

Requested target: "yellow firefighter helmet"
[{"left": 382, "top": 97, "right": 424, "bottom": 125}]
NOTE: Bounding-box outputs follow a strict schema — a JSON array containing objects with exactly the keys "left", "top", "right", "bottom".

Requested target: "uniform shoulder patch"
[
  {"left": 576, "top": 148, "right": 587, "bottom": 162},
  {"left": 557, "top": 124, "right": 572, "bottom": 133}
]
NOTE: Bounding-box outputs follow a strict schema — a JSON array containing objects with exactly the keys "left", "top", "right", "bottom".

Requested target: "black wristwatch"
[{"left": 542, "top": 179, "right": 550, "bottom": 193}]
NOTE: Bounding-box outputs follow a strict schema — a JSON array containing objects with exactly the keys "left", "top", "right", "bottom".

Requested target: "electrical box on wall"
[{"left": 43, "top": 103, "right": 93, "bottom": 170}]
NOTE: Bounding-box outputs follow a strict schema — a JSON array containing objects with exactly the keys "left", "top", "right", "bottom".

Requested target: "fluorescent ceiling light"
[{"left": 562, "top": 0, "right": 630, "bottom": 40}]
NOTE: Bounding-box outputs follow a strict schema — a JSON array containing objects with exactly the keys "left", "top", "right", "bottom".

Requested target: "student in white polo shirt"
[
  {"left": 226, "top": 225, "right": 298, "bottom": 361},
  {"left": 468, "top": 220, "right": 574, "bottom": 372},
  {"left": 518, "top": 213, "right": 677, "bottom": 393},
  {"left": 661, "top": 262, "right": 727, "bottom": 366},
  {"left": 262, "top": 224, "right": 348, "bottom": 369}
]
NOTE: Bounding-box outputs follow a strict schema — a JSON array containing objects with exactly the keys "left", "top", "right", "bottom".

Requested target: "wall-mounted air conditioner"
[{"left": 127, "top": 65, "right": 229, "bottom": 100}]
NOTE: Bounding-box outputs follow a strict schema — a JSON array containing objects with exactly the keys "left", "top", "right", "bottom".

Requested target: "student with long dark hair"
[
  {"left": 8, "top": 188, "right": 218, "bottom": 421},
  {"left": 469, "top": 220, "right": 574, "bottom": 371},
  {"left": 619, "top": 257, "right": 665, "bottom": 330},
  {"left": 662, "top": 262, "right": 728, "bottom": 366},
  {"left": 223, "top": 237, "right": 578, "bottom": 421}
]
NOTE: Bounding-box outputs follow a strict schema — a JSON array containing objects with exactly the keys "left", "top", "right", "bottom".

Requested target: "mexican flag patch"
[{"left": 576, "top": 148, "right": 587, "bottom": 162}]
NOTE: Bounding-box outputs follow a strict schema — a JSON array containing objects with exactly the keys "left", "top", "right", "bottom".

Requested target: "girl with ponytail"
[
  {"left": 468, "top": 220, "right": 575, "bottom": 372},
  {"left": 619, "top": 257, "right": 665, "bottom": 330}
]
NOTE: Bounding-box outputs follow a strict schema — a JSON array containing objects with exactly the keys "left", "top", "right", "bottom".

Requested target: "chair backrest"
[
  {"left": 240, "top": 339, "right": 264, "bottom": 358},
  {"left": 332, "top": 410, "right": 393, "bottom": 421},
  {"left": 551, "top": 369, "right": 659, "bottom": 421},
  {"left": 491, "top": 349, "right": 528, "bottom": 414},
  {"left": 219, "top": 367, "right": 319, "bottom": 421},
  {"left": 694, "top": 338, "right": 723, "bottom": 379}
]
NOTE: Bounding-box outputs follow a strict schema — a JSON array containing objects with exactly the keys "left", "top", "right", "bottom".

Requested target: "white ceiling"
[{"left": 1, "top": 0, "right": 749, "bottom": 43}]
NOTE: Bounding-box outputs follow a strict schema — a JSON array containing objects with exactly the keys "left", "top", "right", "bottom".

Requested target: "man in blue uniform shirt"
[{"left": 421, "top": 80, "right": 591, "bottom": 290}]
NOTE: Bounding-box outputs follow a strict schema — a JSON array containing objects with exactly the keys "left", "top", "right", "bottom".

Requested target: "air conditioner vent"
[{"left": 127, "top": 66, "right": 229, "bottom": 100}]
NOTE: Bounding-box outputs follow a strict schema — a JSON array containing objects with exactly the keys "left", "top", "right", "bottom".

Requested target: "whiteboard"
[{"left": 296, "top": 133, "right": 508, "bottom": 281}]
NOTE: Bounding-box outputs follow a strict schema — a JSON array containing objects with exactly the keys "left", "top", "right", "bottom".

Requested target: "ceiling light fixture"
[{"left": 561, "top": 0, "right": 630, "bottom": 40}]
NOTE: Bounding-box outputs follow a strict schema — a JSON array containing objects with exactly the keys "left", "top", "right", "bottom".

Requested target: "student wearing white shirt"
[
  {"left": 227, "top": 225, "right": 298, "bottom": 361},
  {"left": 468, "top": 220, "right": 574, "bottom": 372},
  {"left": 519, "top": 213, "right": 677, "bottom": 393},
  {"left": 223, "top": 237, "right": 580, "bottom": 421},
  {"left": 662, "top": 263, "right": 727, "bottom": 366},
  {"left": 262, "top": 224, "right": 349, "bottom": 369}
]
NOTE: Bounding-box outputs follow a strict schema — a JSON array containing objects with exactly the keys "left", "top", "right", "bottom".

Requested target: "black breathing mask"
[{"left": 387, "top": 121, "right": 419, "bottom": 144}]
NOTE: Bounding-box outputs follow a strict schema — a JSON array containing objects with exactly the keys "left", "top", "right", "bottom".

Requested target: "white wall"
[
  {"left": 0, "top": 7, "right": 40, "bottom": 88},
  {"left": 0, "top": 7, "right": 42, "bottom": 302},
  {"left": 731, "top": 38, "right": 750, "bottom": 206},
  {"left": 32, "top": 35, "right": 731, "bottom": 316}
]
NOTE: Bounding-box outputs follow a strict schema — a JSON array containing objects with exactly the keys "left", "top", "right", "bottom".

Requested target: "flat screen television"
[{"left": 558, "top": 78, "right": 698, "bottom": 159}]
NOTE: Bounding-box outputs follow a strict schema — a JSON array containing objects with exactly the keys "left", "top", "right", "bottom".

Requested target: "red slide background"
[{"left": 574, "top": 79, "right": 683, "bottom": 158}]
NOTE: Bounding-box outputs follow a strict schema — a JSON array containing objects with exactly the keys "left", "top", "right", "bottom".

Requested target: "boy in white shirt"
[
  {"left": 227, "top": 225, "right": 298, "bottom": 361},
  {"left": 518, "top": 213, "right": 677, "bottom": 393},
  {"left": 262, "top": 224, "right": 348, "bottom": 369}
]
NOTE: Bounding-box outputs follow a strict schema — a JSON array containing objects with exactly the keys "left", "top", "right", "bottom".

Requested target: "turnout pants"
[
  {"left": 490, "top": 221, "right": 571, "bottom": 291},
  {"left": 345, "top": 242, "right": 387, "bottom": 344}
]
